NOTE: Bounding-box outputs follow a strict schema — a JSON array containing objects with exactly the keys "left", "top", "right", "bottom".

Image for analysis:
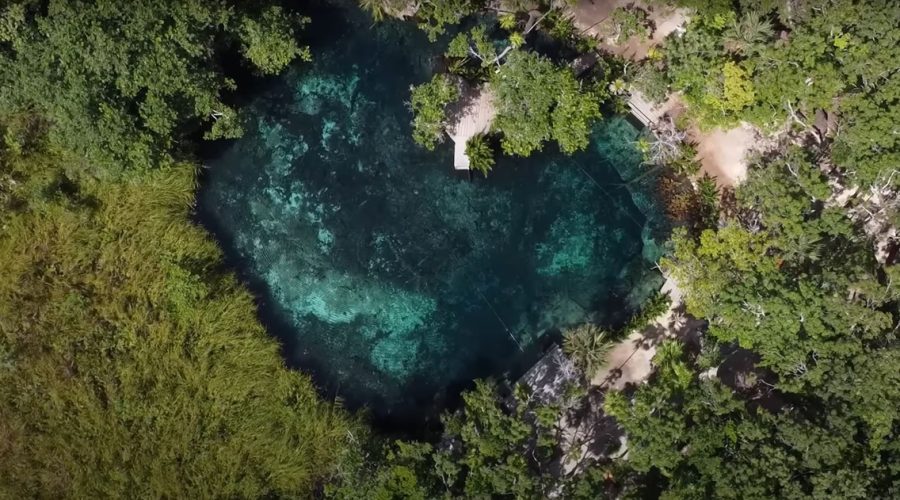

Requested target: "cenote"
[{"left": 198, "top": 1, "right": 666, "bottom": 429}]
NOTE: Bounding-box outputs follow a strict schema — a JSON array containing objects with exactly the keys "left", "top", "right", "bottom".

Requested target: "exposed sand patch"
[
  {"left": 569, "top": 0, "right": 618, "bottom": 39},
  {"left": 633, "top": 92, "right": 759, "bottom": 189},
  {"left": 568, "top": 1, "right": 757, "bottom": 189},
  {"left": 591, "top": 277, "right": 685, "bottom": 389},
  {"left": 691, "top": 124, "right": 756, "bottom": 188},
  {"left": 569, "top": 0, "right": 689, "bottom": 61}
]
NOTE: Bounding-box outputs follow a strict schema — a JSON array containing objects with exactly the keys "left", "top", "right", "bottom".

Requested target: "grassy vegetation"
[
  {"left": 0, "top": 1, "right": 353, "bottom": 496},
  {"left": 0, "top": 135, "right": 353, "bottom": 497}
]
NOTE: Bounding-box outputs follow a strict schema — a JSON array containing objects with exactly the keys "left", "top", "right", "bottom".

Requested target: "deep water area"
[{"left": 198, "top": 3, "right": 666, "bottom": 427}]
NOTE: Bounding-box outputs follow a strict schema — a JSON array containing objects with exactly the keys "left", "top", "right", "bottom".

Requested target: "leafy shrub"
[
  {"left": 0, "top": 1, "right": 312, "bottom": 170},
  {"left": 622, "top": 291, "right": 672, "bottom": 333},
  {"left": 410, "top": 74, "right": 459, "bottom": 150},
  {"left": 611, "top": 6, "right": 652, "bottom": 42},
  {"left": 493, "top": 51, "right": 602, "bottom": 156},
  {"left": 466, "top": 133, "right": 495, "bottom": 175},
  {"left": 631, "top": 63, "right": 670, "bottom": 104},
  {"left": 563, "top": 324, "right": 613, "bottom": 376}
]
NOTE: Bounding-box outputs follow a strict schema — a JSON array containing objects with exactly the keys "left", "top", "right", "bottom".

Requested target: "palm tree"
[
  {"left": 724, "top": 13, "right": 774, "bottom": 57},
  {"left": 562, "top": 324, "right": 613, "bottom": 376},
  {"left": 358, "top": 0, "right": 387, "bottom": 22}
]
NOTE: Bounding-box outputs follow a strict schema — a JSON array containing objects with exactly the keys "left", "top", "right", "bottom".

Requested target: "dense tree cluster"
[
  {"left": 614, "top": 146, "right": 900, "bottom": 497},
  {"left": 493, "top": 50, "right": 603, "bottom": 157},
  {"left": 643, "top": 0, "right": 899, "bottom": 188},
  {"left": 406, "top": 15, "right": 609, "bottom": 167},
  {"left": 409, "top": 74, "right": 460, "bottom": 150},
  {"left": 0, "top": 0, "right": 309, "bottom": 170},
  {"left": 328, "top": 379, "right": 612, "bottom": 499},
  {"left": 0, "top": 1, "right": 353, "bottom": 496}
]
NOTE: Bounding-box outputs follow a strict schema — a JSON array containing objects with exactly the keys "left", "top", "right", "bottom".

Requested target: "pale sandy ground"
[
  {"left": 571, "top": 0, "right": 757, "bottom": 189},
  {"left": 573, "top": 2, "right": 755, "bottom": 391},
  {"left": 629, "top": 93, "right": 756, "bottom": 188},
  {"left": 692, "top": 123, "right": 756, "bottom": 187},
  {"left": 570, "top": 0, "right": 688, "bottom": 58},
  {"left": 591, "top": 276, "right": 683, "bottom": 389}
]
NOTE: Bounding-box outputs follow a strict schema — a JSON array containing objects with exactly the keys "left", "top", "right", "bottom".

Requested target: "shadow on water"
[{"left": 195, "top": 0, "right": 667, "bottom": 437}]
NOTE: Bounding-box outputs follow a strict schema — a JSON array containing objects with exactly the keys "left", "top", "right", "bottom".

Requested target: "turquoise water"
[{"left": 198, "top": 4, "right": 665, "bottom": 424}]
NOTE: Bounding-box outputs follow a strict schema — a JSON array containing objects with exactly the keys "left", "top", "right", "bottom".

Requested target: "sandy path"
[
  {"left": 692, "top": 124, "right": 756, "bottom": 188},
  {"left": 591, "top": 277, "right": 683, "bottom": 389},
  {"left": 570, "top": 0, "right": 688, "bottom": 60}
]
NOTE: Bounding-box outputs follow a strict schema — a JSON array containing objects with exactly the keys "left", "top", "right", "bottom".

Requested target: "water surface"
[{"left": 199, "top": 5, "right": 665, "bottom": 425}]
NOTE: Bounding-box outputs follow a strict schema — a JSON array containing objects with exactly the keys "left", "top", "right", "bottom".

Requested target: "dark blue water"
[{"left": 198, "top": 4, "right": 665, "bottom": 426}]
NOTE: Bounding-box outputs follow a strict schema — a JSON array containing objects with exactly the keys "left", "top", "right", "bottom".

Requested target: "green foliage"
[
  {"left": 492, "top": 51, "right": 602, "bottom": 156},
  {"left": 466, "top": 134, "right": 495, "bottom": 176},
  {"left": 630, "top": 62, "right": 670, "bottom": 104},
  {"left": 446, "top": 25, "right": 496, "bottom": 68},
  {"left": 0, "top": 0, "right": 311, "bottom": 170},
  {"left": 661, "top": 0, "right": 900, "bottom": 191},
  {"left": 241, "top": 6, "right": 312, "bottom": 75},
  {"left": 720, "top": 61, "right": 756, "bottom": 112},
  {"left": 417, "top": 0, "right": 482, "bottom": 41},
  {"left": 611, "top": 6, "right": 652, "bottom": 42},
  {"left": 669, "top": 142, "right": 700, "bottom": 176},
  {"left": 444, "top": 380, "right": 551, "bottom": 497},
  {"left": 662, "top": 224, "right": 774, "bottom": 321},
  {"left": 737, "top": 147, "right": 850, "bottom": 259},
  {"left": 664, "top": 16, "right": 731, "bottom": 128},
  {"left": 359, "top": 0, "right": 480, "bottom": 37},
  {"left": 358, "top": 0, "right": 409, "bottom": 22},
  {"left": 409, "top": 74, "right": 459, "bottom": 150},
  {"left": 692, "top": 60, "right": 756, "bottom": 128},
  {"left": 659, "top": 147, "right": 900, "bottom": 461},
  {"left": 608, "top": 323, "right": 900, "bottom": 498},
  {"left": 0, "top": 145, "right": 352, "bottom": 497},
  {"left": 542, "top": 10, "right": 596, "bottom": 52},
  {"left": 552, "top": 71, "right": 604, "bottom": 154},
  {"left": 832, "top": 70, "right": 900, "bottom": 188},
  {"left": 508, "top": 31, "right": 525, "bottom": 48},
  {"left": 622, "top": 291, "right": 672, "bottom": 334},
  {"left": 695, "top": 174, "right": 720, "bottom": 229},
  {"left": 563, "top": 324, "right": 613, "bottom": 375},
  {"left": 499, "top": 13, "right": 518, "bottom": 31},
  {"left": 657, "top": 0, "right": 734, "bottom": 16},
  {"left": 722, "top": 11, "right": 774, "bottom": 56},
  {"left": 330, "top": 379, "right": 570, "bottom": 498}
]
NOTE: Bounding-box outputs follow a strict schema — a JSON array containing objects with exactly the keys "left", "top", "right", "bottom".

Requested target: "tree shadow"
[{"left": 444, "top": 80, "right": 484, "bottom": 130}]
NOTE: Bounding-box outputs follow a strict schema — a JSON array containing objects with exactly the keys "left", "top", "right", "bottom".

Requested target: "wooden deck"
[
  {"left": 627, "top": 90, "right": 680, "bottom": 128},
  {"left": 447, "top": 86, "right": 496, "bottom": 170}
]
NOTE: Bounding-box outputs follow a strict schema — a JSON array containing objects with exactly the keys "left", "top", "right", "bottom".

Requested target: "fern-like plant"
[
  {"left": 466, "top": 133, "right": 495, "bottom": 176},
  {"left": 562, "top": 324, "right": 613, "bottom": 376},
  {"left": 723, "top": 13, "right": 774, "bottom": 56}
]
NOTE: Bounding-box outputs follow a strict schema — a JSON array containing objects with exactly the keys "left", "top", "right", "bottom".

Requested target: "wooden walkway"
[
  {"left": 627, "top": 89, "right": 679, "bottom": 128},
  {"left": 447, "top": 86, "right": 496, "bottom": 170}
]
